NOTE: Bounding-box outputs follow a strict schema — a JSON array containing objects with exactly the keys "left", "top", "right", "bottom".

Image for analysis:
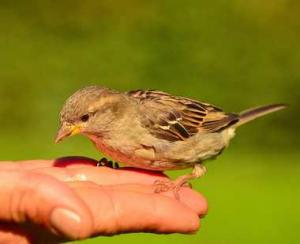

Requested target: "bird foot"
[
  {"left": 153, "top": 179, "right": 191, "bottom": 200},
  {"left": 97, "top": 158, "right": 119, "bottom": 169},
  {"left": 153, "top": 180, "right": 176, "bottom": 193}
]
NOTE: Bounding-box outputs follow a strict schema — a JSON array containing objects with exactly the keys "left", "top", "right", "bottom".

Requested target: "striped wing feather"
[{"left": 127, "top": 90, "right": 239, "bottom": 142}]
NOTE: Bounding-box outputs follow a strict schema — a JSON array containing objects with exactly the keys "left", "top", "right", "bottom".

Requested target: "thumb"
[{"left": 0, "top": 170, "right": 93, "bottom": 240}]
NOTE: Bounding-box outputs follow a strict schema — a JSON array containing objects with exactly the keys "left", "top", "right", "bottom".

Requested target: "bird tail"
[{"left": 234, "top": 104, "right": 286, "bottom": 128}]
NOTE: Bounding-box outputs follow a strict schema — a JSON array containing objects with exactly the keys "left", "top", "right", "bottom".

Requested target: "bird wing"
[{"left": 127, "top": 90, "right": 239, "bottom": 142}]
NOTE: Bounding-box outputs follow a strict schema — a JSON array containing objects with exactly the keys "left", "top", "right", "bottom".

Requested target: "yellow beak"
[{"left": 55, "top": 123, "right": 81, "bottom": 143}]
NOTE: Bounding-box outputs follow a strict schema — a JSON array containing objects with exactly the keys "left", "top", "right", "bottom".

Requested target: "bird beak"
[{"left": 55, "top": 123, "right": 82, "bottom": 143}]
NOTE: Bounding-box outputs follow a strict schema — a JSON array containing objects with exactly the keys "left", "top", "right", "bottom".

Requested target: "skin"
[{"left": 0, "top": 156, "right": 207, "bottom": 244}]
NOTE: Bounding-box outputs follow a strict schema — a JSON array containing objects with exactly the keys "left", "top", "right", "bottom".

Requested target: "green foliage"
[{"left": 0, "top": 1, "right": 299, "bottom": 243}]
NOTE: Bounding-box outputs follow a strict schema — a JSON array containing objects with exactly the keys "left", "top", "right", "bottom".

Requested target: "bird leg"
[
  {"left": 97, "top": 157, "right": 119, "bottom": 169},
  {"left": 153, "top": 164, "right": 206, "bottom": 200}
]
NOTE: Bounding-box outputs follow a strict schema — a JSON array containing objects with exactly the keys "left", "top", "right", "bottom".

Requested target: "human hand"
[{"left": 0, "top": 157, "right": 208, "bottom": 243}]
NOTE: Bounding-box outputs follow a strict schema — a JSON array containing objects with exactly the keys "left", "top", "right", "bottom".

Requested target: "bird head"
[{"left": 55, "top": 86, "right": 124, "bottom": 143}]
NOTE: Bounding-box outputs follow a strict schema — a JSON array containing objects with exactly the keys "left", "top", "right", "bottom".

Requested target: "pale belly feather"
[{"left": 86, "top": 128, "right": 236, "bottom": 171}]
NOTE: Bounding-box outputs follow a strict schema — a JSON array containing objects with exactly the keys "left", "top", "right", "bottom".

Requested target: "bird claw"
[
  {"left": 153, "top": 179, "right": 189, "bottom": 200},
  {"left": 97, "top": 158, "right": 119, "bottom": 169},
  {"left": 153, "top": 180, "right": 175, "bottom": 193}
]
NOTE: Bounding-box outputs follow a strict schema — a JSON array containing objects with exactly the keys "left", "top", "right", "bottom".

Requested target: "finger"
[
  {"left": 0, "top": 157, "right": 98, "bottom": 170},
  {"left": 35, "top": 167, "right": 207, "bottom": 216},
  {"left": 31, "top": 166, "right": 168, "bottom": 186},
  {"left": 107, "top": 184, "right": 208, "bottom": 217},
  {"left": 68, "top": 181, "right": 207, "bottom": 217},
  {"left": 0, "top": 157, "right": 168, "bottom": 184},
  {"left": 0, "top": 170, "right": 93, "bottom": 240},
  {"left": 68, "top": 181, "right": 201, "bottom": 235},
  {"left": 30, "top": 166, "right": 207, "bottom": 216},
  {"left": 30, "top": 165, "right": 207, "bottom": 216}
]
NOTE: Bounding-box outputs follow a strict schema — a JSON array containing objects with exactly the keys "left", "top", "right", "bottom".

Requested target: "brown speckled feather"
[
  {"left": 127, "top": 90, "right": 239, "bottom": 142},
  {"left": 56, "top": 85, "right": 286, "bottom": 176}
]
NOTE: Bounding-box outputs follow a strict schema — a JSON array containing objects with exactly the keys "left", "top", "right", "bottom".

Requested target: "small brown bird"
[{"left": 55, "top": 86, "right": 285, "bottom": 195}]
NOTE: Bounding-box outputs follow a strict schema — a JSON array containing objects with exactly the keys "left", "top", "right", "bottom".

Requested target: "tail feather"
[{"left": 235, "top": 104, "right": 286, "bottom": 127}]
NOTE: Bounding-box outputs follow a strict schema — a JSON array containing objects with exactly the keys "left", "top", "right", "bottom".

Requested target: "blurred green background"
[{"left": 0, "top": 0, "right": 299, "bottom": 243}]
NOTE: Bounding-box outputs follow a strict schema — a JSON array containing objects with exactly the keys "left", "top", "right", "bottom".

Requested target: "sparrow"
[{"left": 55, "top": 86, "right": 285, "bottom": 195}]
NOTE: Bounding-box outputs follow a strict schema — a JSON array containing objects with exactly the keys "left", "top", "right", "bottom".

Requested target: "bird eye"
[{"left": 80, "top": 114, "right": 90, "bottom": 122}]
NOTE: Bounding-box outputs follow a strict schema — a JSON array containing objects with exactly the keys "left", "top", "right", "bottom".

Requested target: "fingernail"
[{"left": 50, "top": 208, "right": 82, "bottom": 238}]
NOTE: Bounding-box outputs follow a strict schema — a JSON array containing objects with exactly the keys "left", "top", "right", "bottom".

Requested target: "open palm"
[{"left": 0, "top": 157, "right": 207, "bottom": 243}]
